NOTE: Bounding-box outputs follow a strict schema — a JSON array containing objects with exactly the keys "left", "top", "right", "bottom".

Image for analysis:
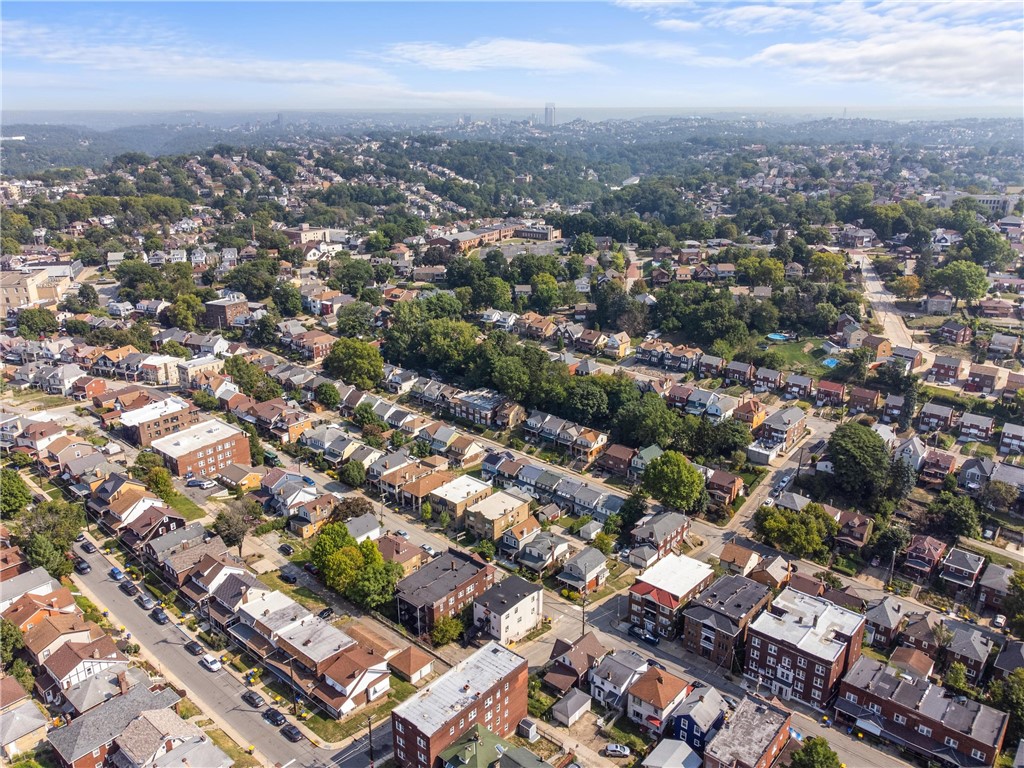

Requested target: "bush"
[
  {"left": 254, "top": 517, "right": 288, "bottom": 535},
  {"left": 198, "top": 630, "right": 227, "bottom": 651}
]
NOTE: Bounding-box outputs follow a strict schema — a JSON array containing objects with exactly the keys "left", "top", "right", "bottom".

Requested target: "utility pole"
[
  {"left": 367, "top": 714, "right": 375, "bottom": 768},
  {"left": 580, "top": 592, "right": 587, "bottom": 638}
]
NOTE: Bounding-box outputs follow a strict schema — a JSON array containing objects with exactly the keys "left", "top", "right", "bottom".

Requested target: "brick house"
[
  {"left": 1000, "top": 423, "right": 1024, "bottom": 454},
  {"left": 918, "top": 403, "right": 956, "bottom": 432},
  {"left": 723, "top": 360, "right": 755, "bottom": 386},
  {"left": 945, "top": 627, "right": 995, "bottom": 683},
  {"left": 863, "top": 334, "right": 892, "bottom": 359},
  {"left": 760, "top": 407, "right": 806, "bottom": 450},
  {"left": 978, "top": 563, "right": 1013, "bottom": 611},
  {"left": 118, "top": 395, "right": 201, "bottom": 448},
  {"left": 882, "top": 394, "right": 906, "bottom": 424},
  {"left": 920, "top": 450, "right": 957, "bottom": 484},
  {"left": 864, "top": 596, "right": 908, "bottom": 647},
  {"left": 966, "top": 364, "right": 1000, "bottom": 394},
  {"left": 902, "top": 535, "right": 947, "bottom": 581},
  {"left": 959, "top": 413, "right": 995, "bottom": 442},
  {"left": 754, "top": 367, "right": 784, "bottom": 392},
  {"left": 703, "top": 695, "right": 792, "bottom": 768},
  {"left": 938, "top": 320, "right": 973, "bottom": 345},
  {"left": 835, "top": 657, "right": 1007, "bottom": 768},
  {"left": 394, "top": 549, "right": 495, "bottom": 636},
  {"left": 706, "top": 469, "right": 744, "bottom": 507},
  {"left": 150, "top": 419, "right": 250, "bottom": 478},
  {"left": 681, "top": 575, "right": 771, "bottom": 671},
  {"left": 631, "top": 512, "right": 689, "bottom": 563},
  {"left": 698, "top": 355, "right": 725, "bottom": 379},
  {"left": 629, "top": 554, "right": 714, "bottom": 639},
  {"left": 815, "top": 380, "right": 846, "bottom": 407},
  {"left": 597, "top": 443, "right": 636, "bottom": 476},
  {"left": 784, "top": 374, "right": 813, "bottom": 400},
  {"left": 939, "top": 548, "right": 985, "bottom": 594},
  {"left": 847, "top": 387, "right": 880, "bottom": 414},
  {"left": 929, "top": 355, "right": 969, "bottom": 384}
]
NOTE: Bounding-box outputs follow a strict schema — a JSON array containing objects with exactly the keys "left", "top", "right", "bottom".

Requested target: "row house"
[
  {"left": 754, "top": 367, "right": 784, "bottom": 392},
  {"left": 930, "top": 355, "right": 969, "bottom": 384},
  {"left": 847, "top": 387, "right": 880, "bottom": 414},
  {"left": 966, "top": 364, "right": 1000, "bottom": 394},
  {"left": 629, "top": 554, "right": 714, "bottom": 639},
  {"left": 815, "top": 380, "right": 846, "bottom": 407},
  {"left": 1001, "top": 423, "right": 1024, "bottom": 454},
  {"left": 681, "top": 575, "right": 771, "bottom": 671},
  {"left": 723, "top": 360, "right": 755, "bottom": 386},
  {"left": 785, "top": 374, "right": 814, "bottom": 400},
  {"left": 959, "top": 413, "right": 995, "bottom": 442},
  {"left": 836, "top": 657, "right": 1007, "bottom": 768},
  {"left": 918, "top": 402, "right": 956, "bottom": 432}
]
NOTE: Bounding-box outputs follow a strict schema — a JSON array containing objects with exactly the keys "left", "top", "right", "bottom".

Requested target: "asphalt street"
[{"left": 71, "top": 542, "right": 392, "bottom": 768}]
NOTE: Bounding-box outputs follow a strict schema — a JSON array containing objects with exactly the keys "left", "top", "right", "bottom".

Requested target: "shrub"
[
  {"left": 254, "top": 517, "right": 288, "bottom": 535},
  {"left": 198, "top": 630, "right": 227, "bottom": 651}
]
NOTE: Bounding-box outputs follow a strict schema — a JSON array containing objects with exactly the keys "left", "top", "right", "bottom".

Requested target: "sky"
[{"left": 2, "top": 0, "right": 1022, "bottom": 115}]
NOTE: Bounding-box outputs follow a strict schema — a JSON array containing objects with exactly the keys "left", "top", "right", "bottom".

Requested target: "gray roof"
[
  {"left": 842, "top": 656, "right": 1007, "bottom": 748},
  {"left": 475, "top": 575, "right": 542, "bottom": 612},
  {"left": 669, "top": 686, "right": 727, "bottom": 732},
  {"left": 147, "top": 522, "right": 206, "bottom": 560},
  {"left": 563, "top": 546, "right": 607, "bottom": 575},
  {"left": 162, "top": 536, "right": 228, "bottom": 575},
  {"left": 591, "top": 650, "right": 648, "bottom": 690},
  {"left": 397, "top": 550, "right": 489, "bottom": 608},
  {"left": 979, "top": 563, "right": 1014, "bottom": 593},
  {"left": 683, "top": 575, "right": 770, "bottom": 634},
  {"left": 47, "top": 684, "right": 180, "bottom": 762},
  {"left": 994, "top": 640, "right": 1024, "bottom": 675},
  {"left": 865, "top": 596, "right": 907, "bottom": 631},
  {"left": 775, "top": 491, "right": 811, "bottom": 512},
  {"left": 633, "top": 511, "right": 688, "bottom": 544},
  {"left": 62, "top": 665, "right": 150, "bottom": 715},
  {"left": 0, "top": 699, "right": 47, "bottom": 747},
  {"left": 705, "top": 695, "right": 791, "bottom": 768},
  {"left": 551, "top": 688, "right": 591, "bottom": 720},
  {"left": 642, "top": 738, "right": 701, "bottom": 768},
  {"left": 947, "top": 627, "right": 994, "bottom": 663},
  {"left": 943, "top": 547, "right": 985, "bottom": 574},
  {"left": 346, "top": 512, "right": 380, "bottom": 539}
]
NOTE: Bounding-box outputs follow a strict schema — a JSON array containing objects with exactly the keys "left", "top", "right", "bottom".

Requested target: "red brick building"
[
  {"left": 118, "top": 395, "right": 201, "bottom": 448},
  {"left": 149, "top": 419, "right": 251, "bottom": 478},
  {"left": 391, "top": 642, "right": 527, "bottom": 768}
]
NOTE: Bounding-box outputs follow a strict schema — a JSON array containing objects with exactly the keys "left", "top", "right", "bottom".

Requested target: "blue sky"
[{"left": 2, "top": 1, "right": 1021, "bottom": 113}]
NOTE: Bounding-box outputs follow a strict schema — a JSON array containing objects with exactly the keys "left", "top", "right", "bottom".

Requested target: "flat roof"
[
  {"left": 431, "top": 475, "right": 491, "bottom": 504},
  {"left": 393, "top": 642, "right": 526, "bottom": 735},
  {"left": 636, "top": 553, "right": 713, "bottom": 599},
  {"left": 119, "top": 396, "right": 191, "bottom": 427},
  {"left": 705, "top": 696, "right": 789, "bottom": 767},
  {"left": 748, "top": 587, "right": 865, "bottom": 663},
  {"left": 150, "top": 419, "right": 245, "bottom": 458},
  {"left": 468, "top": 489, "right": 528, "bottom": 521}
]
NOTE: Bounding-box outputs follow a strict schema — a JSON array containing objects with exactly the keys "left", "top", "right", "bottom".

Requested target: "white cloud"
[
  {"left": 654, "top": 19, "right": 703, "bottom": 31},
  {"left": 384, "top": 38, "right": 608, "bottom": 73}
]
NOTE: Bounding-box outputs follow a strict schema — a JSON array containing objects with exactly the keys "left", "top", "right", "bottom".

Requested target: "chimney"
[
  {"left": 93, "top": 649, "right": 101, "bottom": 659},
  {"left": 117, "top": 671, "right": 130, "bottom": 695}
]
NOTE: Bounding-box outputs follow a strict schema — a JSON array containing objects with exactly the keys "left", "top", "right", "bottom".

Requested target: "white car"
[
  {"left": 200, "top": 654, "right": 222, "bottom": 672},
  {"left": 994, "top": 614, "right": 1007, "bottom": 628},
  {"left": 605, "top": 744, "right": 631, "bottom": 758},
  {"left": 421, "top": 544, "right": 437, "bottom": 557}
]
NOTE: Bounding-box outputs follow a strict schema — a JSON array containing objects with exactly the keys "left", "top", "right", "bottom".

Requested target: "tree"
[
  {"left": 934, "top": 261, "right": 988, "bottom": 307},
  {"left": 613, "top": 393, "right": 682, "bottom": 448},
  {"left": 872, "top": 523, "right": 910, "bottom": 564},
  {"left": 25, "top": 534, "right": 72, "bottom": 578},
  {"left": 787, "top": 737, "right": 841, "bottom": 768},
  {"left": 980, "top": 480, "right": 1018, "bottom": 513},
  {"left": 315, "top": 382, "right": 340, "bottom": 410},
  {"left": 753, "top": 503, "right": 838, "bottom": 561},
  {"left": 929, "top": 492, "right": 980, "bottom": 538},
  {"left": 77, "top": 283, "right": 100, "bottom": 308},
  {"left": 17, "top": 499, "right": 86, "bottom": 553},
  {"left": 809, "top": 252, "right": 845, "bottom": 282},
  {"left": 160, "top": 340, "right": 191, "bottom": 360},
  {"left": 17, "top": 308, "right": 59, "bottom": 338},
  {"left": 0, "top": 619, "right": 23, "bottom": 667},
  {"left": 0, "top": 469, "right": 32, "bottom": 519},
  {"left": 642, "top": 451, "right": 703, "bottom": 513},
  {"left": 9, "top": 658, "right": 33, "bottom": 695},
  {"left": 145, "top": 467, "right": 175, "bottom": 502},
  {"left": 945, "top": 662, "right": 971, "bottom": 694},
  {"left": 191, "top": 390, "right": 220, "bottom": 410},
  {"left": 889, "top": 275, "right": 922, "bottom": 299},
  {"left": 323, "top": 338, "right": 384, "bottom": 390},
  {"left": 990, "top": 668, "right": 1024, "bottom": 745},
  {"left": 593, "top": 532, "right": 615, "bottom": 555},
  {"left": 165, "top": 294, "right": 201, "bottom": 331},
  {"left": 348, "top": 559, "right": 403, "bottom": 610},
  {"left": 214, "top": 507, "right": 250, "bottom": 556},
  {"left": 131, "top": 451, "right": 163, "bottom": 478},
  {"left": 335, "top": 302, "right": 374, "bottom": 338},
  {"left": 431, "top": 615, "right": 464, "bottom": 646},
  {"left": 338, "top": 460, "right": 366, "bottom": 488},
  {"left": 475, "top": 539, "right": 496, "bottom": 561},
  {"left": 828, "top": 422, "right": 890, "bottom": 503},
  {"left": 887, "top": 459, "right": 917, "bottom": 501},
  {"left": 248, "top": 433, "right": 265, "bottom": 466},
  {"left": 439, "top": 510, "right": 451, "bottom": 529},
  {"left": 572, "top": 233, "right": 597, "bottom": 254},
  {"left": 421, "top": 502, "right": 433, "bottom": 523}
]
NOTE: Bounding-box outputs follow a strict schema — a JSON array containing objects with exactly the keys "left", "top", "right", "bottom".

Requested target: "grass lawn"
[
  {"left": 74, "top": 593, "right": 111, "bottom": 627},
  {"left": 202, "top": 728, "right": 261, "bottom": 768},
  {"left": 586, "top": 560, "right": 634, "bottom": 604},
  {"left": 768, "top": 338, "right": 829, "bottom": 376},
  {"left": 861, "top": 645, "right": 889, "bottom": 663},
  {"left": 175, "top": 697, "right": 203, "bottom": 719},
  {"left": 304, "top": 677, "right": 416, "bottom": 743},
  {"left": 961, "top": 442, "right": 997, "bottom": 459},
  {"left": 260, "top": 571, "right": 328, "bottom": 611},
  {"left": 167, "top": 493, "right": 206, "bottom": 521}
]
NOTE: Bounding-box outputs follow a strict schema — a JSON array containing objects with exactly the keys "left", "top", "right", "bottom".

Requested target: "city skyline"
[{"left": 2, "top": 1, "right": 1021, "bottom": 115}]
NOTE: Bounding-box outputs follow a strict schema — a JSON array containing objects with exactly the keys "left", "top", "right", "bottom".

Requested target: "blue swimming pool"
[
  {"left": 822, "top": 357, "right": 840, "bottom": 368},
  {"left": 766, "top": 333, "right": 788, "bottom": 341}
]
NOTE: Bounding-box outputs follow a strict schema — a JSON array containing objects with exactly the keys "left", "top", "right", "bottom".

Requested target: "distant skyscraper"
[{"left": 544, "top": 103, "right": 556, "bottom": 127}]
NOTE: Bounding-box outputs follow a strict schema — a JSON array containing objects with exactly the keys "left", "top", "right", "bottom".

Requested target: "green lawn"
[
  {"left": 202, "top": 728, "right": 260, "bottom": 768},
  {"left": 303, "top": 677, "right": 416, "bottom": 743},
  {"left": 768, "top": 338, "right": 829, "bottom": 376},
  {"left": 167, "top": 493, "right": 206, "bottom": 521},
  {"left": 260, "top": 571, "right": 328, "bottom": 611}
]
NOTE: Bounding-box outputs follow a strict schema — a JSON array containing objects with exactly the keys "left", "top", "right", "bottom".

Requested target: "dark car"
[
  {"left": 646, "top": 658, "right": 666, "bottom": 670},
  {"left": 318, "top": 607, "right": 335, "bottom": 620},
  {"left": 74, "top": 559, "right": 92, "bottom": 575},
  {"left": 242, "top": 690, "right": 266, "bottom": 708},
  {"left": 628, "top": 625, "right": 660, "bottom": 646},
  {"left": 75, "top": 532, "right": 86, "bottom": 542},
  {"left": 184, "top": 640, "right": 204, "bottom": 656},
  {"left": 151, "top": 608, "right": 170, "bottom": 625},
  {"left": 303, "top": 562, "right": 320, "bottom": 577},
  {"left": 279, "top": 544, "right": 294, "bottom": 557},
  {"left": 264, "top": 708, "right": 287, "bottom": 726},
  {"left": 119, "top": 580, "right": 140, "bottom": 597},
  {"left": 279, "top": 572, "right": 298, "bottom": 585},
  {"left": 82, "top": 542, "right": 98, "bottom": 554},
  {"left": 281, "top": 724, "right": 304, "bottom": 743}
]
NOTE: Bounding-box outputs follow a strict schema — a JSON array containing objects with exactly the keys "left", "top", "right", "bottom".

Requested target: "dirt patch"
[
  {"left": 563, "top": 710, "right": 613, "bottom": 756},
  {"left": 802, "top": 342, "right": 814, "bottom": 353}
]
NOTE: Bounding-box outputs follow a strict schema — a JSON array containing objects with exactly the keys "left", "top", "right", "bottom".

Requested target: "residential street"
[{"left": 70, "top": 542, "right": 392, "bottom": 768}]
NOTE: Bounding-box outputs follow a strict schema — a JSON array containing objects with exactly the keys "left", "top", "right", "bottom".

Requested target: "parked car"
[
  {"left": 119, "top": 580, "right": 140, "bottom": 597},
  {"left": 302, "top": 476, "right": 316, "bottom": 486},
  {"left": 242, "top": 691, "right": 266, "bottom": 708},
  {"left": 994, "top": 614, "right": 1008, "bottom": 628},
  {"left": 200, "top": 654, "right": 222, "bottom": 672},
  {"left": 279, "top": 543, "right": 295, "bottom": 557},
  {"left": 184, "top": 641, "right": 204, "bottom": 656},
  {"left": 75, "top": 533, "right": 86, "bottom": 542},
  {"left": 281, "top": 724, "right": 304, "bottom": 743},
  {"left": 396, "top": 530, "right": 410, "bottom": 539},
  {"left": 186, "top": 478, "right": 217, "bottom": 490},
  {"left": 110, "top": 566, "right": 125, "bottom": 581},
  {"left": 136, "top": 593, "right": 156, "bottom": 610},
  {"left": 151, "top": 608, "right": 170, "bottom": 625},
  {"left": 605, "top": 744, "right": 631, "bottom": 758},
  {"left": 303, "top": 562, "right": 320, "bottom": 577},
  {"left": 421, "top": 544, "right": 436, "bottom": 557},
  {"left": 81, "top": 542, "right": 98, "bottom": 554},
  {"left": 280, "top": 572, "right": 298, "bottom": 585},
  {"left": 74, "top": 559, "right": 92, "bottom": 575},
  {"left": 628, "top": 625, "right": 660, "bottom": 646},
  {"left": 264, "top": 708, "right": 287, "bottom": 726},
  {"left": 318, "top": 607, "right": 335, "bottom": 620},
  {"left": 646, "top": 658, "right": 666, "bottom": 670}
]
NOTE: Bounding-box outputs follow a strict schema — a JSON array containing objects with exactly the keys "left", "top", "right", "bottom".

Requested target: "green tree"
[
  {"left": 77, "top": 283, "right": 100, "bottom": 308},
  {"left": 613, "top": 393, "right": 682, "bottom": 448},
  {"left": 887, "top": 459, "right": 917, "bottom": 500},
  {"left": 310, "top": 521, "right": 358, "bottom": 574},
  {"left": 25, "top": 533, "right": 72, "bottom": 578},
  {"left": 348, "top": 560, "right": 403, "bottom": 610},
  {"left": 0, "top": 619, "right": 23, "bottom": 667},
  {"left": 439, "top": 509, "right": 451, "bottom": 529},
  {"left": 872, "top": 523, "right": 910, "bottom": 565},
  {"left": 315, "top": 382, "right": 341, "bottom": 410},
  {"left": 272, "top": 283, "right": 303, "bottom": 317},
  {"left": 642, "top": 451, "right": 703, "bottom": 512},
  {"left": 490, "top": 356, "right": 532, "bottom": 403},
  {"left": 9, "top": 658, "right": 33, "bottom": 695},
  {"left": 431, "top": 615, "right": 464, "bottom": 646},
  {"left": 573, "top": 233, "right": 597, "bottom": 255},
  {"left": 323, "top": 338, "right": 384, "bottom": 390},
  {"left": 17, "top": 308, "right": 59, "bottom": 338},
  {"left": 249, "top": 433, "right": 265, "bottom": 466},
  {"left": 809, "top": 252, "right": 845, "bottom": 282},
  {"left": 889, "top": 275, "right": 922, "bottom": 299},
  {"left": 213, "top": 506, "right": 250, "bottom": 556},
  {"left": 324, "top": 545, "right": 364, "bottom": 593},
  {"left": 165, "top": 294, "right": 202, "bottom": 331},
  {"left": 0, "top": 469, "right": 32, "bottom": 519},
  {"left": 787, "top": 737, "right": 841, "bottom": 768},
  {"left": 160, "top": 340, "right": 191, "bottom": 360},
  {"left": 16, "top": 499, "right": 86, "bottom": 553},
  {"left": 475, "top": 539, "right": 496, "bottom": 561},
  {"left": 828, "top": 422, "right": 890, "bottom": 503},
  {"left": 753, "top": 503, "right": 838, "bottom": 561},
  {"left": 421, "top": 502, "right": 433, "bottom": 523},
  {"left": 191, "top": 390, "right": 220, "bottom": 411},
  {"left": 335, "top": 302, "right": 374, "bottom": 338},
  {"left": 929, "top": 492, "right": 980, "bottom": 538},
  {"left": 146, "top": 467, "right": 175, "bottom": 502},
  {"left": 990, "top": 668, "right": 1024, "bottom": 745},
  {"left": 980, "top": 480, "right": 1018, "bottom": 513},
  {"left": 593, "top": 532, "right": 615, "bottom": 555},
  {"left": 944, "top": 662, "right": 971, "bottom": 694},
  {"left": 131, "top": 451, "right": 164, "bottom": 479},
  {"left": 934, "top": 261, "right": 988, "bottom": 307},
  {"left": 338, "top": 461, "right": 366, "bottom": 488}
]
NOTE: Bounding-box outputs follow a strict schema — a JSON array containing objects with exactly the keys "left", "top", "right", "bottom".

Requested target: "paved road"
[{"left": 71, "top": 543, "right": 392, "bottom": 768}]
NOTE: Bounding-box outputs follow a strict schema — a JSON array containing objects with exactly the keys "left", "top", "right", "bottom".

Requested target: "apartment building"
[
  {"left": 391, "top": 642, "right": 528, "bottom": 768},
  {"left": 395, "top": 550, "right": 495, "bottom": 636},
  {"left": 703, "top": 695, "right": 792, "bottom": 768},
  {"left": 118, "top": 395, "right": 201, "bottom": 448},
  {"left": 744, "top": 588, "right": 864, "bottom": 709},
  {"left": 681, "top": 575, "right": 771, "bottom": 671},
  {"left": 150, "top": 419, "right": 251, "bottom": 478},
  {"left": 629, "top": 554, "right": 715, "bottom": 640},
  {"left": 464, "top": 489, "right": 531, "bottom": 542},
  {"left": 472, "top": 575, "right": 544, "bottom": 644}
]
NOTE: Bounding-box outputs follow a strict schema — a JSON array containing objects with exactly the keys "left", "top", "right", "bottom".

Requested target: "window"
[
  {"left": 971, "top": 750, "right": 986, "bottom": 761},
  {"left": 845, "top": 693, "right": 858, "bottom": 704},
  {"left": 751, "top": 637, "right": 761, "bottom": 647},
  {"left": 397, "top": 737, "right": 405, "bottom": 747},
  {"left": 918, "top": 725, "right": 932, "bottom": 737},
  {"left": 868, "top": 703, "right": 881, "bottom": 714},
  {"left": 813, "top": 677, "right": 823, "bottom": 688},
  {"left": 694, "top": 738, "right": 701, "bottom": 748},
  {"left": 811, "top": 688, "right": 821, "bottom": 700},
  {"left": 797, "top": 657, "right": 807, "bottom": 668},
  {"left": 768, "top": 644, "right": 778, "bottom": 654},
  {"left": 893, "top": 714, "right": 906, "bottom": 725},
  {"left": 944, "top": 737, "right": 958, "bottom": 748},
  {"left": 469, "top": 709, "right": 477, "bottom": 719},
  {"left": 449, "top": 727, "right": 454, "bottom": 736},
  {"left": 93, "top": 750, "right": 101, "bottom": 758},
  {"left": 815, "top": 664, "right": 826, "bottom": 675}
]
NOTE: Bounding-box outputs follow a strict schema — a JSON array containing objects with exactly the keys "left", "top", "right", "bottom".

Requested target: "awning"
[{"left": 646, "top": 716, "right": 662, "bottom": 728}]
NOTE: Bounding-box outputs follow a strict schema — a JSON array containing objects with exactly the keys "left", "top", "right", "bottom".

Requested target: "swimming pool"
[
  {"left": 822, "top": 357, "right": 840, "bottom": 369},
  {"left": 766, "top": 333, "right": 788, "bottom": 341}
]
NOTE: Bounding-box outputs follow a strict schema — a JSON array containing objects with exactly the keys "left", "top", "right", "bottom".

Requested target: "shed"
[
  {"left": 579, "top": 521, "right": 603, "bottom": 542},
  {"left": 388, "top": 645, "right": 434, "bottom": 684},
  {"left": 551, "top": 688, "right": 591, "bottom": 727}
]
